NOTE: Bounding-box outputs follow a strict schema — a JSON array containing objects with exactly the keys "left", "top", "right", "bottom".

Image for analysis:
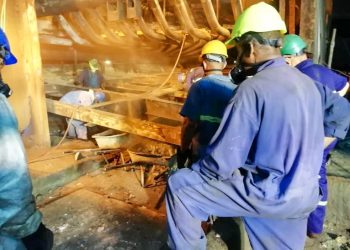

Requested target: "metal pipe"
[
  {"left": 230, "top": 0, "right": 243, "bottom": 21},
  {"left": 172, "top": 0, "right": 212, "bottom": 41},
  {"left": 134, "top": 0, "right": 167, "bottom": 41},
  {"left": 200, "top": 0, "right": 230, "bottom": 38},
  {"left": 36, "top": 0, "right": 107, "bottom": 17},
  {"left": 327, "top": 28, "right": 337, "bottom": 68},
  {"left": 149, "top": 0, "right": 184, "bottom": 42}
]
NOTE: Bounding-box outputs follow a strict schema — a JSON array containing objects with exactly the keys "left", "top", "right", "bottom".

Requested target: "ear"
[
  {"left": 202, "top": 61, "right": 207, "bottom": 70},
  {"left": 222, "top": 61, "right": 227, "bottom": 69},
  {"left": 240, "top": 42, "right": 256, "bottom": 65},
  {"left": 249, "top": 42, "right": 256, "bottom": 58}
]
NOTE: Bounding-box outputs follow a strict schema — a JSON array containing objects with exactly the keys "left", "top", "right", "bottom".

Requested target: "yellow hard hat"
[
  {"left": 225, "top": 2, "right": 287, "bottom": 45},
  {"left": 89, "top": 58, "right": 100, "bottom": 71},
  {"left": 201, "top": 40, "right": 228, "bottom": 57}
]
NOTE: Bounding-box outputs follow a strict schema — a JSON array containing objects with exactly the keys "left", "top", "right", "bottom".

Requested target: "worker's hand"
[{"left": 176, "top": 147, "right": 191, "bottom": 169}]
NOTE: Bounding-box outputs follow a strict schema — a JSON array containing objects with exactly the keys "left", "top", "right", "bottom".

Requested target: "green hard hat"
[
  {"left": 225, "top": 2, "right": 287, "bottom": 45},
  {"left": 281, "top": 34, "right": 307, "bottom": 55}
]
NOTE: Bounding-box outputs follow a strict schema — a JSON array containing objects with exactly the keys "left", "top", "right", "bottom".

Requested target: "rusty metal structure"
[
  {"left": 36, "top": 0, "right": 244, "bottom": 145},
  {"left": 36, "top": 0, "right": 251, "bottom": 64},
  {"left": 35, "top": 0, "right": 321, "bottom": 146}
]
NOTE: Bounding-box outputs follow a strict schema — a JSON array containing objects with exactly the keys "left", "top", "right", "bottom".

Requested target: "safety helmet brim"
[
  {"left": 225, "top": 2, "right": 286, "bottom": 47},
  {"left": 3, "top": 52, "right": 17, "bottom": 65},
  {"left": 225, "top": 36, "right": 236, "bottom": 46}
]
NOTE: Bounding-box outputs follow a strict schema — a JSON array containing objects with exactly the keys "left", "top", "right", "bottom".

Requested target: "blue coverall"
[
  {"left": 180, "top": 74, "right": 237, "bottom": 158},
  {"left": 0, "top": 94, "right": 42, "bottom": 249},
  {"left": 165, "top": 57, "right": 349, "bottom": 250},
  {"left": 76, "top": 69, "right": 104, "bottom": 89},
  {"left": 296, "top": 59, "right": 349, "bottom": 234},
  {"left": 59, "top": 90, "right": 96, "bottom": 140}
]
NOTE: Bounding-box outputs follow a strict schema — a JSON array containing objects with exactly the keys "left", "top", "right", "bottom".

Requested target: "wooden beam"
[
  {"left": 300, "top": 0, "right": 316, "bottom": 51},
  {"left": 288, "top": 0, "right": 296, "bottom": 34},
  {"left": 46, "top": 99, "right": 181, "bottom": 145},
  {"left": 4, "top": 0, "right": 50, "bottom": 147},
  {"left": 145, "top": 99, "right": 182, "bottom": 122},
  {"left": 279, "top": 0, "right": 286, "bottom": 22}
]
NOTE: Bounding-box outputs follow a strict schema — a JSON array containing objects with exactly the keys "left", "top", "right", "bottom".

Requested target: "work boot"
[
  {"left": 22, "top": 223, "right": 54, "bottom": 250},
  {"left": 159, "top": 243, "right": 171, "bottom": 250}
]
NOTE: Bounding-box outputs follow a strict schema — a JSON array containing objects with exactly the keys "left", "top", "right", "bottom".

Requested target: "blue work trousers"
[
  {"left": 307, "top": 148, "right": 330, "bottom": 235},
  {"left": 166, "top": 168, "right": 308, "bottom": 250}
]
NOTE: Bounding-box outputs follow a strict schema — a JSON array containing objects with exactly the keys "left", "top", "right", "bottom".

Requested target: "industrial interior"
[{"left": 1, "top": 0, "right": 350, "bottom": 249}]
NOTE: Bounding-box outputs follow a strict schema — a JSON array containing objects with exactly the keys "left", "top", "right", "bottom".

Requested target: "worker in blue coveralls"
[
  {"left": 177, "top": 40, "right": 237, "bottom": 168},
  {"left": 59, "top": 89, "right": 106, "bottom": 140},
  {"left": 75, "top": 58, "right": 105, "bottom": 89},
  {"left": 281, "top": 34, "right": 350, "bottom": 238},
  {"left": 164, "top": 2, "right": 350, "bottom": 250},
  {"left": 0, "top": 28, "right": 53, "bottom": 249}
]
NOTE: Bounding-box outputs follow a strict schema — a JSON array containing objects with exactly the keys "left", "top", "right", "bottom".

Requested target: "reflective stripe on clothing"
[
  {"left": 318, "top": 200, "right": 328, "bottom": 206},
  {"left": 199, "top": 115, "right": 221, "bottom": 123}
]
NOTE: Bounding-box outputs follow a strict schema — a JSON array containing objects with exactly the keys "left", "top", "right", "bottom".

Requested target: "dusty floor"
[
  {"left": 35, "top": 165, "right": 349, "bottom": 250},
  {"left": 30, "top": 135, "right": 350, "bottom": 250},
  {"left": 37, "top": 168, "right": 234, "bottom": 250}
]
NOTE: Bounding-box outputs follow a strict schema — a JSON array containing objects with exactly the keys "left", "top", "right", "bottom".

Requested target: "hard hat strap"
[
  {"left": 0, "top": 45, "right": 8, "bottom": 59},
  {"left": 203, "top": 54, "right": 226, "bottom": 63},
  {"left": 204, "top": 69, "right": 223, "bottom": 73},
  {"left": 236, "top": 32, "right": 281, "bottom": 48},
  {"left": 0, "top": 74, "right": 12, "bottom": 98}
]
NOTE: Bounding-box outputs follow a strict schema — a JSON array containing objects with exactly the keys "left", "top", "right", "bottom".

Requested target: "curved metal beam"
[
  {"left": 134, "top": 0, "right": 167, "bottom": 41},
  {"left": 172, "top": 0, "right": 212, "bottom": 41},
  {"left": 40, "top": 34, "right": 73, "bottom": 46},
  {"left": 231, "top": 0, "right": 244, "bottom": 21},
  {"left": 82, "top": 9, "right": 126, "bottom": 45},
  {"left": 56, "top": 15, "right": 90, "bottom": 45},
  {"left": 149, "top": 0, "right": 184, "bottom": 42},
  {"left": 36, "top": 0, "right": 107, "bottom": 17},
  {"left": 200, "top": 0, "right": 230, "bottom": 38},
  {"left": 68, "top": 12, "right": 111, "bottom": 46}
]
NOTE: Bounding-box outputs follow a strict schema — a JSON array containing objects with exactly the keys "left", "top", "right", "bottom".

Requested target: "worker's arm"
[
  {"left": 99, "top": 72, "right": 106, "bottom": 90},
  {"left": 181, "top": 117, "right": 198, "bottom": 151},
  {"left": 177, "top": 117, "right": 198, "bottom": 168},
  {"left": 74, "top": 70, "right": 85, "bottom": 86},
  {"left": 178, "top": 81, "right": 202, "bottom": 168},
  {"left": 314, "top": 81, "right": 350, "bottom": 139}
]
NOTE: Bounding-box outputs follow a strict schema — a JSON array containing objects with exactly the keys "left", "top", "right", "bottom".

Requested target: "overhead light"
[{"left": 104, "top": 60, "right": 112, "bottom": 65}]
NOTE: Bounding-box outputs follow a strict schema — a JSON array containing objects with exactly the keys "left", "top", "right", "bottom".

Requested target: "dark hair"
[{"left": 237, "top": 31, "right": 283, "bottom": 47}]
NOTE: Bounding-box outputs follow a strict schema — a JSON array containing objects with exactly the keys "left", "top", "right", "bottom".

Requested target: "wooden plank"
[
  {"left": 46, "top": 99, "right": 181, "bottom": 145},
  {"left": 288, "top": 0, "right": 296, "bottom": 34},
  {"left": 145, "top": 99, "right": 182, "bottom": 122},
  {"left": 300, "top": 0, "right": 316, "bottom": 51},
  {"left": 279, "top": 0, "right": 286, "bottom": 21},
  {"left": 6, "top": 0, "right": 51, "bottom": 147}
]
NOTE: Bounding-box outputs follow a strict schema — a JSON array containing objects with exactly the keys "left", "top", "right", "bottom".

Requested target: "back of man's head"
[
  {"left": 201, "top": 40, "right": 228, "bottom": 73},
  {"left": 281, "top": 34, "right": 308, "bottom": 67}
]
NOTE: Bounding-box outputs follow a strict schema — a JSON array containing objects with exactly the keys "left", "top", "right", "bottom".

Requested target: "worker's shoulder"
[{"left": 196, "top": 75, "right": 233, "bottom": 87}]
